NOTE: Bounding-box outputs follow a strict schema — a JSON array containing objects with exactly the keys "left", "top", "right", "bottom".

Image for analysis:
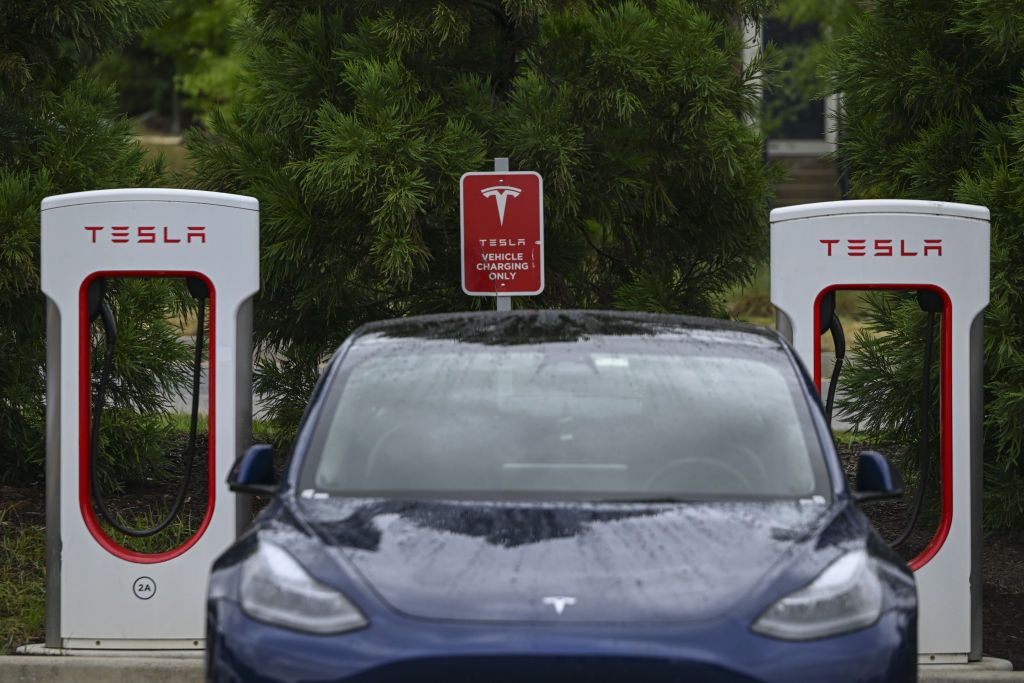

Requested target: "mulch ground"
[{"left": 3, "top": 439, "right": 1022, "bottom": 666}]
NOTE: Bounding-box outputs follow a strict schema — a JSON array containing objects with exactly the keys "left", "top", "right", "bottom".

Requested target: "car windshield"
[{"left": 301, "top": 324, "right": 829, "bottom": 502}]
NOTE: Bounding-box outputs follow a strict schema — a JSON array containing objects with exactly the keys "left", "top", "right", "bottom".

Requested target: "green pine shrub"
[
  {"left": 87, "top": 278, "right": 197, "bottom": 491},
  {"left": 0, "top": 1, "right": 198, "bottom": 484},
  {"left": 187, "top": 0, "right": 778, "bottom": 438},
  {"left": 829, "top": 0, "right": 1024, "bottom": 530}
]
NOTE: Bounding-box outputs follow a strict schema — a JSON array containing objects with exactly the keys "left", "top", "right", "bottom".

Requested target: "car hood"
[{"left": 298, "top": 498, "right": 833, "bottom": 623}]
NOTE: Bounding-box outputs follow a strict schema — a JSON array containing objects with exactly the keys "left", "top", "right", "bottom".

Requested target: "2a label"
[{"left": 133, "top": 576, "right": 156, "bottom": 600}]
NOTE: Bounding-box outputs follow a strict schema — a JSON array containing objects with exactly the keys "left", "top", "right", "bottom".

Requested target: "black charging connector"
[{"left": 819, "top": 292, "right": 845, "bottom": 424}]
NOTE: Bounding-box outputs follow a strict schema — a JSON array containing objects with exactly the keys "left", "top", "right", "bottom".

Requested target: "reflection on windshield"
[{"left": 305, "top": 340, "right": 826, "bottom": 502}]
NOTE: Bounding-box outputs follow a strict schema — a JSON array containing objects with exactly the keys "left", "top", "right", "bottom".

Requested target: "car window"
[{"left": 301, "top": 338, "right": 829, "bottom": 501}]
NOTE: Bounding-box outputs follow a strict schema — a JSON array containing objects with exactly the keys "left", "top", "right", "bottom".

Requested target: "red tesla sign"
[{"left": 460, "top": 171, "right": 544, "bottom": 296}]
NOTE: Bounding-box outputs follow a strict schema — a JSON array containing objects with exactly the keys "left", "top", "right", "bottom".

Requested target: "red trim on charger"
[
  {"left": 79, "top": 271, "right": 216, "bottom": 564},
  {"left": 812, "top": 284, "right": 953, "bottom": 573}
]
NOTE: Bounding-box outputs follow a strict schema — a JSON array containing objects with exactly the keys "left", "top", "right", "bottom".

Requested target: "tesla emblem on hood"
[{"left": 542, "top": 596, "right": 577, "bottom": 614}]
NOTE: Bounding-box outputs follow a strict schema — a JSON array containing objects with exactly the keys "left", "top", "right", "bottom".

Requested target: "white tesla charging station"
[
  {"left": 38, "top": 189, "right": 259, "bottom": 650},
  {"left": 771, "top": 200, "right": 989, "bottom": 663}
]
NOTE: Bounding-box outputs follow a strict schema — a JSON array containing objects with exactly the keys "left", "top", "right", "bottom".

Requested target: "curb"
[
  {"left": 0, "top": 654, "right": 202, "bottom": 683},
  {"left": 919, "top": 658, "right": 1022, "bottom": 682},
  {"left": 920, "top": 674, "right": 1024, "bottom": 682}
]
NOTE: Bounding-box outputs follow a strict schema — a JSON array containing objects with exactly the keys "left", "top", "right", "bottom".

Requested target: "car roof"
[{"left": 349, "top": 309, "right": 782, "bottom": 348}]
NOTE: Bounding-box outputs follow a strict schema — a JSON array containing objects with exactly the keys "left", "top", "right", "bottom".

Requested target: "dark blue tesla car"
[{"left": 207, "top": 310, "right": 916, "bottom": 683}]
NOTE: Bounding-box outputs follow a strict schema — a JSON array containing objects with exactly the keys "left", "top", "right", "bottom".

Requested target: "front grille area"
[{"left": 347, "top": 655, "right": 761, "bottom": 683}]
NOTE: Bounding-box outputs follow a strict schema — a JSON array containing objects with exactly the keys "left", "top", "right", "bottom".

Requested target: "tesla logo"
[
  {"left": 820, "top": 238, "right": 942, "bottom": 257},
  {"left": 481, "top": 185, "right": 522, "bottom": 226},
  {"left": 84, "top": 225, "right": 206, "bottom": 244},
  {"left": 542, "top": 596, "right": 577, "bottom": 614}
]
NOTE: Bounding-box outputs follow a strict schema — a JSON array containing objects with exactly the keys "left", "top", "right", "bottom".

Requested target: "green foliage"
[
  {"left": 188, "top": 0, "right": 778, "bottom": 433},
  {"left": 88, "top": 279, "right": 197, "bottom": 488},
  {"left": 830, "top": 0, "right": 1024, "bottom": 530},
  {"left": 763, "top": 0, "right": 864, "bottom": 136},
  {"left": 149, "top": 0, "right": 250, "bottom": 120},
  {"left": 0, "top": 1, "right": 180, "bottom": 484},
  {"left": 0, "top": 506, "right": 45, "bottom": 653},
  {"left": 95, "top": 0, "right": 250, "bottom": 129},
  {"left": 836, "top": 292, "right": 940, "bottom": 446},
  {"left": 0, "top": 0, "right": 161, "bottom": 102},
  {"left": 252, "top": 345, "right": 323, "bottom": 443}
]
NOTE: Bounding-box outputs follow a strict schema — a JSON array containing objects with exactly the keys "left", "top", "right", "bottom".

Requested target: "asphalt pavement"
[{"left": 0, "top": 654, "right": 1017, "bottom": 682}]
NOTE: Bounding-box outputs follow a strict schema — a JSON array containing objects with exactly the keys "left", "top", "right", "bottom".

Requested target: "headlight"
[
  {"left": 240, "top": 542, "right": 368, "bottom": 634},
  {"left": 751, "top": 550, "right": 883, "bottom": 640}
]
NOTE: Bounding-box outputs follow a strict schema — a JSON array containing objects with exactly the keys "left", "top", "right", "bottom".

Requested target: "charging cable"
[{"left": 88, "top": 277, "right": 207, "bottom": 538}]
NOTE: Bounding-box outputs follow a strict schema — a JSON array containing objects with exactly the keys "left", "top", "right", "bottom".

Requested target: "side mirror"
[
  {"left": 853, "top": 450, "right": 904, "bottom": 503},
  {"left": 228, "top": 444, "right": 278, "bottom": 495}
]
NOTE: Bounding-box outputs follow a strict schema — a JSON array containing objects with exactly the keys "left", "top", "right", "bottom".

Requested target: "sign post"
[
  {"left": 492, "top": 157, "right": 512, "bottom": 312},
  {"left": 460, "top": 158, "right": 544, "bottom": 308}
]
